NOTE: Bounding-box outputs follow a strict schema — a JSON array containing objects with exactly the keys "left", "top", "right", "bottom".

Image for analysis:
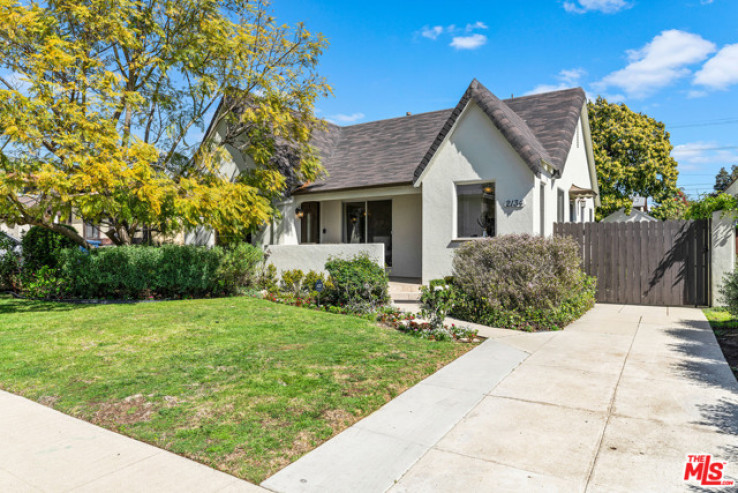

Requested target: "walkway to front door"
[{"left": 263, "top": 304, "right": 738, "bottom": 492}]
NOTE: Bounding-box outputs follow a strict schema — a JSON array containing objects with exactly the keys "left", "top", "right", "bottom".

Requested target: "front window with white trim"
[{"left": 456, "top": 182, "right": 495, "bottom": 238}]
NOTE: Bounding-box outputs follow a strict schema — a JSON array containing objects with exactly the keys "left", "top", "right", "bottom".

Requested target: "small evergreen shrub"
[
  {"left": 257, "top": 263, "right": 279, "bottom": 292},
  {"left": 720, "top": 270, "right": 738, "bottom": 318},
  {"left": 22, "top": 225, "right": 78, "bottom": 273},
  {"left": 218, "top": 243, "right": 263, "bottom": 293},
  {"left": 448, "top": 234, "right": 596, "bottom": 331},
  {"left": 280, "top": 269, "right": 304, "bottom": 295},
  {"left": 324, "top": 253, "right": 389, "bottom": 310}
]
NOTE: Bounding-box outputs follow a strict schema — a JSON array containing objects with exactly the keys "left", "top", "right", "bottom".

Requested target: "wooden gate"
[{"left": 555, "top": 220, "right": 710, "bottom": 306}]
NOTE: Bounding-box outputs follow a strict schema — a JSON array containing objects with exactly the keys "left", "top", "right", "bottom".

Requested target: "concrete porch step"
[
  {"left": 389, "top": 283, "right": 422, "bottom": 293},
  {"left": 390, "top": 291, "right": 422, "bottom": 301}
]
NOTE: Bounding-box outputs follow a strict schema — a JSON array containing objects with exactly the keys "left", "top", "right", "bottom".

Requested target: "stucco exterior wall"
[
  {"left": 711, "top": 210, "right": 736, "bottom": 306},
  {"left": 551, "top": 117, "right": 596, "bottom": 231},
  {"left": 390, "top": 193, "right": 422, "bottom": 278},
  {"left": 419, "top": 103, "right": 536, "bottom": 282},
  {"left": 265, "top": 243, "right": 384, "bottom": 276}
]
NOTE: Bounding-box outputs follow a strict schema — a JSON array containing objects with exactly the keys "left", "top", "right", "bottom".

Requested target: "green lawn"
[{"left": 0, "top": 296, "right": 472, "bottom": 483}]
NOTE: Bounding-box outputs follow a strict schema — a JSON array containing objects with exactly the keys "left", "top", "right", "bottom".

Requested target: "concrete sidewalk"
[
  {"left": 265, "top": 305, "right": 738, "bottom": 492},
  {"left": 0, "top": 390, "right": 266, "bottom": 492}
]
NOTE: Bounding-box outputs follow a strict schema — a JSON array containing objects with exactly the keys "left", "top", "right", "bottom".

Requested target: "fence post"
[{"left": 711, "top": 211, "right": 736, "bottom": 307}]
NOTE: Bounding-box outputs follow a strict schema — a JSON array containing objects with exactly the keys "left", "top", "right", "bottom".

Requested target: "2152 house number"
[{"left": 504, "top": 199, "right": 525, "bottom": 209}]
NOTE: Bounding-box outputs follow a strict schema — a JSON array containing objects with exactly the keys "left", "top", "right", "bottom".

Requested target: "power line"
[
  {"left": 671, "top": 118, "right": 738, "bottom": 129},
  {"left": 673, "top": 145, "right": 738, "bottom": 152}
]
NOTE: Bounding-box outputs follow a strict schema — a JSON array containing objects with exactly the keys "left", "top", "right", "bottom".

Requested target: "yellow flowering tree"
[
  {"left": 588, "top": 97, "right": 680, "bottom": 220},
  {"left": 0, "top": 0, "right": 329, "bottom": 247}
]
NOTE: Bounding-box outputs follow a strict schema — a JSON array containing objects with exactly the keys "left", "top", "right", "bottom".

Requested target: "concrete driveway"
[{"left": 264, "top": 304, "right": 738, "bottom": 492}]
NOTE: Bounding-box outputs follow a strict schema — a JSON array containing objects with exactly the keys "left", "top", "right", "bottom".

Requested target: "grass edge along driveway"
[{"left": 0, "top": 296, "right": 473, "bottom": 483}]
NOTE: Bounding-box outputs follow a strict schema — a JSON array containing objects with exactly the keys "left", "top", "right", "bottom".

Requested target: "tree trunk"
[{"left": 43, "top": 222, "right": 91, "bottom": 250}]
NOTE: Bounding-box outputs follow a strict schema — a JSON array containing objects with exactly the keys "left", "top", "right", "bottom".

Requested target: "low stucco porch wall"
[{"left": 264, "top": 243, "right": 385, "bottom": 276}]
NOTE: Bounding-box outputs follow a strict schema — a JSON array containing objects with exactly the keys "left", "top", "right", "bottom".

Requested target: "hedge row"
[{"left": 28, "top": 243, "right": 262, "bottom": 300}]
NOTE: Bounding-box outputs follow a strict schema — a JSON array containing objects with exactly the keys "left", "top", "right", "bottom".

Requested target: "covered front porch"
[{"left": 263, "top": 186, "right": 422, "bottom": 279}]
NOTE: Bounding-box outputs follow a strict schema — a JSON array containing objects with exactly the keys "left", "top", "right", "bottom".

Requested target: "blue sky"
[{"left": 272, "top": 0, "right": 738, "bottom": 197}]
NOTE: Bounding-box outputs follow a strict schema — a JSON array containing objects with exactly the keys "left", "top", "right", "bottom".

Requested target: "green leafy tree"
[
  {"left": 588, "top": 97, "right": 680, "bottom": 220},
  {"left": 714, "top": 165, "right": 738, "bottom": 193},
  {"left": 0, "top": 0, "right": 329, "bottom": 248},
  {"left": 651, "top": 189, "right": 690, "bottom": 220}
]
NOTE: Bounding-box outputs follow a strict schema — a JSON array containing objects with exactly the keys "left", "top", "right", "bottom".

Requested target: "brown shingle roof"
[{"left": 294, "top": 80, "right": 587, "bottom": 194}]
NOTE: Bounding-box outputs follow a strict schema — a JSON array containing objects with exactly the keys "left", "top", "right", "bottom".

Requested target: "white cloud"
[
  {"left": 694, "top": 44, "right": 738, "bottom": 90},
  {"left": 563, "top": 0, "right": 631, "bottom": 14},
  {"left": 420, "top": 25, "right": 443, "bottom": 40},
  {"left": 450, "top": 33, "right": 487, "bottom": 50},
  {"left": 526, "top": 68, "right": 586, "bottom": 95},
  {"left": 687, "top": 89, "right": 708, "bottom": 98},
  {"left": 326, "top": 112, "right": 365, "bottom": 124},
  {"left": 465, "top": 21, "right": 488, "bottom": 32},
  {"left": 672, "top": 141, "right": 738, "bottom": 171},
  {"left": 417, "top": 21, "right": 487, "bottom": 47},
  {"left": 595, "top": 30, "right": 716, "bottom": 98}
]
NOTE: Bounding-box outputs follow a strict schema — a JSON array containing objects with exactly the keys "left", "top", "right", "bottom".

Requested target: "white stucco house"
[{"left": 201, "top": 80, "right": 600, "bottom": 283}]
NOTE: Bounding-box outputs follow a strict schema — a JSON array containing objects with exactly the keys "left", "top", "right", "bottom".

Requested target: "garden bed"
[{"left": 0, "top": 295, "right": 472, "bottom": 483}]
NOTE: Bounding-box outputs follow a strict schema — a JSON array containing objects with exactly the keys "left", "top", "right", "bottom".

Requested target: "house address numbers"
[{"left": 504, "top": 199, "right": 525, "bottom": 209}]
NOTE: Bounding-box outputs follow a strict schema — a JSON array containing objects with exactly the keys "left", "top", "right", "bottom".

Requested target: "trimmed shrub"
[
  {"left": 324, "top": 253, "right": 389, "bottom": 310},
  {"left": 46, "top": 243, "right": 261, "bottom": 300},
  {"left": 22, "top": 225, "right": 78, "bottom": 273},
  {"left": 448, "top": 234, "right": 596, "bottom": 331}
]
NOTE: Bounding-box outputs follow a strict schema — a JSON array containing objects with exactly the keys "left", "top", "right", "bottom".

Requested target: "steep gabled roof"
[
  {"left": 413, "top": 79, "right": 556, "bottom": 183},
  {"left": 504, "top": 87, "right": 587, "bottom": 173},
  {"left": 288, "top": 80, "right": 588, "bottom": 194}
]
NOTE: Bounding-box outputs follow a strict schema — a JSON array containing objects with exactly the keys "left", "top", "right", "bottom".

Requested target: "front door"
[
  {"left": 300, "top": 202, "right": 320, "bottom": 244},
  {"left": 344, "top": 200, "right": 392, "bottom": 266},
  {"left": 368, "top": 200, "right": 392, "bottom": 267}
]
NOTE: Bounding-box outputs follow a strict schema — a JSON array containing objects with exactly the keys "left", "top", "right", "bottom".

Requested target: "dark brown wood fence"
[{"left": 555, "top": 220, "right": 710, "bottom": 306}]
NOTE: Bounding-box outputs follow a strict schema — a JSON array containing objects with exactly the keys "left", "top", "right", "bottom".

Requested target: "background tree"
[
  {"left": 0, "top": 0, "right": 329, "bottom": 248},
  {"left": 714, "top": 165, "right": 738, "bottom": 193},
  {"left": 588, "top": 97, "right": 680, "bottom": 220},
  {"left": 650, "top": 189, "right": 689, "bottom": 220}
]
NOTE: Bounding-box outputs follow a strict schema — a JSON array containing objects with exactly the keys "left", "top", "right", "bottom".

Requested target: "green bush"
[
  {"left": 0, "top": 234, "right": 21, "bottom": 291},
  {"left": 720, "top": 270, "right": 738, "bottom": 318},
  {"left": 448, "top": 234, "right": 596, "bottom": 331},
  {"left": 257, "top": 263, "right": 278, "bottom": 292},
  {"left": 280, "top": 269, "right": 304, "bottom": 295},
  {"left": 324, "top": 254, "right": 389, "bottom": 310},
  {"left": 24, "top": 266, "right": 65, "bottom": 299},
  {"left": 21, "top": 225, "right": 79, "bottom": 273},
  {"left": 47, "top": 244, "right": 261, "bottom": 300},
  {"left": 218, "top": 243, "right": 263, "bottom": 293}
]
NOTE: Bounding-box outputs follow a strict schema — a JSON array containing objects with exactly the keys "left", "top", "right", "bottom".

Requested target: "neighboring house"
[
  {"left": 725, "top": 178, "right": 738, "bottom": 196},
  {"left": 204, "top": 79, "right": 600, "bottom": 283},
  {"left": 0, "top": 195, "right": 114, "bottom": 246},
  {"left": 631, "top": 195, "right": 648, "bottom": 212},
  {"left": 601, "top": 208, "right": 658, "bottom": 223}
]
